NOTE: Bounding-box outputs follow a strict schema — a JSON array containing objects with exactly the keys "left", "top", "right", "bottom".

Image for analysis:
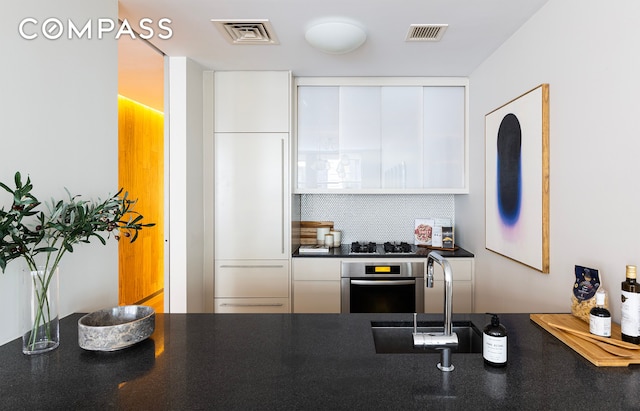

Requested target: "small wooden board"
[{"left": 530, "top": 313, "right": 640, "bottom": 367}]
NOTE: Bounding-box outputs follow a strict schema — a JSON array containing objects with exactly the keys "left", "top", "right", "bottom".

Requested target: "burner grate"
[
  {"left": 383, "top": 241, "right": 416, "bottom": 254},
  {"left": 350, "top": 242, "right": 378, "bottom": 254}
]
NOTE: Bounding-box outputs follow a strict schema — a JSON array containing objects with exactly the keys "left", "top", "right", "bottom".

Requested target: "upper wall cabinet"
[
  {"left": 215, "top": 71, "right": 291, "bottom": 133},
  {"left": 294, "top": 77, "right": 468, "bottom": 194}
]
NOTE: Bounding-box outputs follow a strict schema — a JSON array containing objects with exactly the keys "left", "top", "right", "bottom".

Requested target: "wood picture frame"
[{"left": 485, "top": 84, "right": 549, "bottom": 273}]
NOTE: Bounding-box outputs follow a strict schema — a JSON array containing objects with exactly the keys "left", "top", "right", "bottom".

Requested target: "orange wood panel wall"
[{"left": 118, "top": 95, "right": 164, "bottom": 307}]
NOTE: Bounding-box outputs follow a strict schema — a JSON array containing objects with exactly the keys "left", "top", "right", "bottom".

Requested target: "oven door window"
[{"left": 349, "top": 280, "right": 416, "bottom": 313}]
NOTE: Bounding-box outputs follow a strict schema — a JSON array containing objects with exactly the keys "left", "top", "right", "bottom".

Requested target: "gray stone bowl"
[{"left": 78, "top": 305, "right": 155, "bottom": 351}]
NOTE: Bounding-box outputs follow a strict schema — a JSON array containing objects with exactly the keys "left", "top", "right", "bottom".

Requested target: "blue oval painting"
[{"left": 496, "top": 113, "right": 522, "bottom": 226}]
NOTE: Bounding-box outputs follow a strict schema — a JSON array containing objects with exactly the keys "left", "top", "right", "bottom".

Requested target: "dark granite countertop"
[
  {"left": 294, "top": 244, "right": 475, "bottom": 258},
  {"left": 1, "top": 312, "right": 639, "bottom": 410}
]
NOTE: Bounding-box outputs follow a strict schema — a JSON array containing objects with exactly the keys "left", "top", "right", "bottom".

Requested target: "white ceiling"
[{"left": 117, "top": 0, "right": 549, "bottom": 110}]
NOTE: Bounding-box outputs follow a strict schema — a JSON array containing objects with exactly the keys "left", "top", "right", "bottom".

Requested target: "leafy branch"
[{"left": 0, "top": 172, "right": 155, "bottom": 274}]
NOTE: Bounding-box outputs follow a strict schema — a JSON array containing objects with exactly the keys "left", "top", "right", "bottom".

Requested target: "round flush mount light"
[{"left": 305, "top": 19, "right": 367, "bottom": 54}]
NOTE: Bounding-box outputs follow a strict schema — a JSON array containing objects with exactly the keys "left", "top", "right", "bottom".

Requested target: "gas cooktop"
[{"left": 349, "top": 241, "right": 418, "bottom": 255}]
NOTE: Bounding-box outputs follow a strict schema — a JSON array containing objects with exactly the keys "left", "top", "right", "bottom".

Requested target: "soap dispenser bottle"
[{"left": 483, "top": 313, "right": 507, "bottom": 367}]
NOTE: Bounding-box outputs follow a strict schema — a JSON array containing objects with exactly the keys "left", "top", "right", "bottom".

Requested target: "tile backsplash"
[{"left": 299, "top": 194, "right": 454, "bottom": 243}]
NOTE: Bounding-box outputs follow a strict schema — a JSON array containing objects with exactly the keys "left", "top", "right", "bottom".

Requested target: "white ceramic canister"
[
  {"left": 324, "top": 234, "right": 334, "bottom": 248},
  {"left": 330, "top": 230, "right": 341, "bottom": 247},
  {"left": 316, "top": 227, "right": 330, "bottom": 245}
]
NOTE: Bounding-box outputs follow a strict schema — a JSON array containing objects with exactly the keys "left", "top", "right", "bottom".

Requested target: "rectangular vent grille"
[
  {"left": 211, "top": 19, "right": 279, "bottom": 44},
  {"left": 405, "top": 24, "right": 448, "bottom": 42}
]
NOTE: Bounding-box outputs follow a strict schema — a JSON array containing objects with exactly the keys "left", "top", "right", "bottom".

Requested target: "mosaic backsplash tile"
[{"left": 299, "top": 194, "right": 454, "bottom": 243}]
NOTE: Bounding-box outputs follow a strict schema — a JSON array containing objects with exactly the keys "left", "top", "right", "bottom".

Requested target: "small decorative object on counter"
[
  {"left": 330, "top": 230, "right": 341, "bottom": 247},
  {"left": 298, "top": 244, "right": 329, "bottom": 254},
  {"left": 414, "top": 218, "right": 434, "bottom": 246},
  {"left": 589, "top": 288, "right": 611, "bottom": 337},
  {"left": 621, "top": 265, "right": 640, "bottom": 344},
  {"left": 441, "top": 226, "right": 454, "bottom": 249},
  {"left": 316, "top": 227, "right": 330, "bottom": 245},
  {"left": 571, "top": 265, "right": 603, "bottom": 323},
  {"left": 483, "top": 313, "right": 507, "bottom": 367},
  {"left": 324, "top": 234, "right": 334, "bottom": 248},
  {"left": 431, "top": 226, "right": 443, "bottom": 248}
]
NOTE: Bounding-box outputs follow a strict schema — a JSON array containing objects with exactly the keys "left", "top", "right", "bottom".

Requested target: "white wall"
[
  {"left": 0, "top": 0, "right": 118, "bottom": 344},
  {"left": 458, "top": 0, "right": 640, "bottom": 321},
  {"left": 168, "top": 57, "right": 206, "bottom": 312}
]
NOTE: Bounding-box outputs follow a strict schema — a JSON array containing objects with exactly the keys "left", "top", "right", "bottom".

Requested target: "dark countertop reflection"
[{"left": 1, "top": 312, "right": 639, "bottom": 410}]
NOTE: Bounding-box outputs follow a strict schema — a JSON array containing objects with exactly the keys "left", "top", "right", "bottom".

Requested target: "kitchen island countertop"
[{"left": 1, "top": 312, "right": 639, "bottom": 410}]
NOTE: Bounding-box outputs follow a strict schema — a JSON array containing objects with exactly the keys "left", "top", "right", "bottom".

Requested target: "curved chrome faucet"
[
  {"left": 427, "top": 251, "right": 454, "bottom": 337},
  {"left": 413, "top": 251, "right": 458, "bottom": 371}
]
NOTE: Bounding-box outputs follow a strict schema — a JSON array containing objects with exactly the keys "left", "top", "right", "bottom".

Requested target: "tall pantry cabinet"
[{"left": 213, "top": 71, "right": 292, "bottom": 313}]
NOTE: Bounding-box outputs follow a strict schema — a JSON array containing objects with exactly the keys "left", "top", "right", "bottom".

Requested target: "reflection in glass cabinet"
[{"left": 296, "top": 79, "right": 467, "bottom": 193}]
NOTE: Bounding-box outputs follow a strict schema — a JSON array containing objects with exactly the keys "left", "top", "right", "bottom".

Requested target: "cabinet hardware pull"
[
  {"left": 350, "top": 280, "right": 416, "bottom": 286},
  {"left": 219, "top": 303, "right": 284, "bottom": 307},
  {"left": 281, "top": 137, "right": 285, "bottom": 255},
  {"left": 219, "top": 265, "right": 285, "bottom": 268}
]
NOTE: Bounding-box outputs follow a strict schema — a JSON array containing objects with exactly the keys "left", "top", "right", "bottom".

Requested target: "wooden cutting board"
[
  {"left": 530, "top": 313, "right": 640, "bottom": 367},
  {"left": 300, "top": 221, "right": 334, "bottom": 245}
]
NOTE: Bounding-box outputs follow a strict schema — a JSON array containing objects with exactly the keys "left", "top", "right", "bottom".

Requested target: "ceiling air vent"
[
  {"left": 211, "top": 19, "right": 279, "bottom": 45},
  {"left": 405, "top": 24, "right": 448, "bottom": 42}
]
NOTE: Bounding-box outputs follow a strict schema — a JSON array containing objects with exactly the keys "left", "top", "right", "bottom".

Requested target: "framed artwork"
[{"left": 485, "top": 84, "right": 549, "bottom": 273}]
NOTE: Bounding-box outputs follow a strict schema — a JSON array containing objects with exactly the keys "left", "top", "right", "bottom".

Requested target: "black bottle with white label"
[
  {"left": 589, "top": 289, "right": 611, "bottom": 337},
  {"left": 483, "top": 313, "right": 507, "bottom": 367},
  {"left": 621, "top": 265, "right": 640, "bottom": 344}
]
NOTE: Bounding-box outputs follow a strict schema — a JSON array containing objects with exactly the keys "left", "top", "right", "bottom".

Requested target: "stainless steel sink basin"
[{"left": 371, "top": 320, "right": 482, "bottom": 354}]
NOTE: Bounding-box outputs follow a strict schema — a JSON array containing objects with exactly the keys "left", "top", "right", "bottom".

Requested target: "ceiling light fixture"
[{"left": 305, "top": 19, "right": 366, "bottom": 54}]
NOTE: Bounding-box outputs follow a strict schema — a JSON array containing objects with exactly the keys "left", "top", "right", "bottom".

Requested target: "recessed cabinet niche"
[{"left": 295, "top": 78, "right": 468, "bottom": 194}]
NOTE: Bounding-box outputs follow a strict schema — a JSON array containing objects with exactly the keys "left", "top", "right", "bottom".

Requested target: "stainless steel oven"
[{"left": 341, "top": 261, "right": 425, "bottom": 313}]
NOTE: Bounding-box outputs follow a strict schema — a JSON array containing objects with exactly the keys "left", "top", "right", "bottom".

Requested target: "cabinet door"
[
  {"left": 214, "top": 71, "right": 290, "bottom": 132},
  {"left": 381, "top": 87, "right": 423, "bottom": 189},
  {"left": 292, "top": 258, "right": 341, "bottom": 313},
  {"left": 423, "top": 87, "right": 465, "bottom": 189},
  {"left": 293, "top": 281, "right": 341, "bottom": 313},
  {"left": 296, "top": 80, "right": 468, "bottom": 193},
  {"left": 215, "top": 260, "right": 289, "bottom": 298},
  {"left": 215, "top": 133, "right": 288, "bottom": 259},
  {"left": 293, "top": 258, "right": 341, "bottom": 281}
]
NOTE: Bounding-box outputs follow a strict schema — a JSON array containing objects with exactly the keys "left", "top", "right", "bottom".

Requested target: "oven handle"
[{"left": 350, "top": 279, "right": 416, "bottom": 286}]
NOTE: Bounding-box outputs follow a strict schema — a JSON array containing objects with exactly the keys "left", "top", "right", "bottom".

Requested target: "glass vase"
[{"left": 22, "top": 267, "right": 59, "bottom": 355}]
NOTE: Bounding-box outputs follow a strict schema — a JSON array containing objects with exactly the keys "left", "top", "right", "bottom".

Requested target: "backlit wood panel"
[{"left": 118, "top": 96, "right": 164, "bottom": 309}]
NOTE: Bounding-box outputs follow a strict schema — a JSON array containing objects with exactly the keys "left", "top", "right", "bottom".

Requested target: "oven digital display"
[{"left": 365, "top": 265, "right": 400, "bottom": 274}]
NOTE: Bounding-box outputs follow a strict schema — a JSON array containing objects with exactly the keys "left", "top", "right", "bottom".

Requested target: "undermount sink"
[{"left": 371, "top": 320, "right": 483, "bottom": 354}]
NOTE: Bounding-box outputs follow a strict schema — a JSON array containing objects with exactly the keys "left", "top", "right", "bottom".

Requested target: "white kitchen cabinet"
[
  {"left": 292, "top": 258, "right": 341, "bottom": 313},
  {"left": 214, "top": 132, "right": 288, "bottom": 259},
  {"left": 214, "top": 260, "right": 290, "bottom": 313},
  {"left": 214, "top": 71, "right": 290, "bottom": 133},
  {"left": 295, "top": 77, "right": 468, "bottom": 194},
  {"left": 424, "top": 258, "right": 475, "bottom": 313},
  {"left": 213, "top": 70, "right": 291, "bottom": 313}
]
